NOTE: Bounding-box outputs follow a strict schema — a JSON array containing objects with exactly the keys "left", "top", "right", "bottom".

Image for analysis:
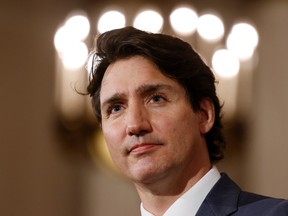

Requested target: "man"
[{"left": 86, "top": 26, "right": 288, "bottom": 215}]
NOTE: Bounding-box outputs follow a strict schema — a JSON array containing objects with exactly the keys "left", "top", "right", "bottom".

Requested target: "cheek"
[
  {"left": 157, "top": 109, "right": 200, "bottom": 148},
  {"left": 102, "top": 119, "right": 124, "bottom": 142},
  {"left": 155, "top": 109, "right": 198, "bottom": 136},
  {"left": 102, "top": 131, "right": 127, "bottom": 172},
  {"left": 102, "top": 124, "right": 123, "bottom": 157}
]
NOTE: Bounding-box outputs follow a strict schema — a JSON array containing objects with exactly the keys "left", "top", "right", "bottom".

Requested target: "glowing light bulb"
[
  {"left": 97, "top": 10, "right": 126, "bottom": 33},
  {"left": 212, "top": 49, "right": 240, "bottom": 79},
  {"left": 170, "top": 7, "right": 198, "bottom": 36},
  {"left": 197, "top": 14, "right": 224, "bottom": 42},
  {"left": 62, "top": 41, "right": 88, "bottom": 70},
  {"left": 133, "top": 10, "right": 163, "bottom": 33},
  {"left": 226, "top": 22, "right": 259, "bottom": 60},
  {"left": 65, "top": 15, "right": 90, "bottom": 41}
]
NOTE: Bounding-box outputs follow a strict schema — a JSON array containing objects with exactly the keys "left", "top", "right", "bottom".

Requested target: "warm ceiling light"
[
  {"left": 133, "top": 10, "right": 163, "bottom": 33},
  {"left": 54, "top": 13, "right": 90, "bottom": 55},
  {"left": 212, "top": 49, "right": 240, "bottom": 79},
  {"left": 169, "top": 6, "right": 198, "bottom": 36},
  {"left": 54, "top": 26, "right": 68, "bottom": 54},
  {"left": 62, "top": 41, "right": 88, "bottom": 70},
  {"left": 226, "top": 22, "right": 259, "bottom": 61},
  {"left": 65, "top": 14, "right": 90, "bottom": 41},
  {"left": 97, "top": 10, "right": 126, "bottom": 33},
  {"left": 197, "top": 14, "right": 224, "bottom": 42}
]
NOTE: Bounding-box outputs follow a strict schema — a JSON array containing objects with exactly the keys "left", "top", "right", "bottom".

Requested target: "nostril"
[
  {"left": 127, "top": 125, "right": 141, "bottom": 136},
  {"left": 126, "top": 124, "right": 152, "bottom": 137}
]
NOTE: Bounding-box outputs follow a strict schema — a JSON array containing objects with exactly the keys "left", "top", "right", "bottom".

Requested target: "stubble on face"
[{"left": 100, "top": 56, "right": 210, "bottom": 190}]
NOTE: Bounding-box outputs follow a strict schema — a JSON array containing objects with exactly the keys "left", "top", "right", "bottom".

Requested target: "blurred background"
[{"left": 1, "top": 0, "right": 288, "bottom": 215}]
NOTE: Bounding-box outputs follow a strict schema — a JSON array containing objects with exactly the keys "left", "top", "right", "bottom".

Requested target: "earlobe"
[{"left": 199, "top": 98, "right": 215, "bottom": 134}]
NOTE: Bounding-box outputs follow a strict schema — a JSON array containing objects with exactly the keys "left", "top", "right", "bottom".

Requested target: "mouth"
[{"left": 128, "top": 143, "right": 162, "bottom": 155}]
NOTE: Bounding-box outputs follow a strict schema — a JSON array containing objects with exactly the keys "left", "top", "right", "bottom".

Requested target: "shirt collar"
[{"left": 140, "top": 166, "right": 221, "bottom": 216}]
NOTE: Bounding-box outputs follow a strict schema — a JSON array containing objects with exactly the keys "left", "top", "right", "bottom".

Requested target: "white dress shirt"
[{"left": 140, "top": 166, "right": 221, "bottom": 216}]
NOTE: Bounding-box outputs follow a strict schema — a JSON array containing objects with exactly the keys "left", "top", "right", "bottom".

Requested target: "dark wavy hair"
[{"left": 87, "top": 26, "right": 225, "bottom": 162}]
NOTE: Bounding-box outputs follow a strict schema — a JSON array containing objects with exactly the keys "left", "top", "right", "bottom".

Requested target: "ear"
[{"left": 198, "top": 98, "right": 215, "bottom": 134}]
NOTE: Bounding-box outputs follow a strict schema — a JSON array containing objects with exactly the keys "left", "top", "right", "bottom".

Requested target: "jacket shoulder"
[
  {"left": 237, "top": 191, "right": 288, "bottom": 215},
  {"left": 197, "top": 173, "right": 288, "bottom": 216}
]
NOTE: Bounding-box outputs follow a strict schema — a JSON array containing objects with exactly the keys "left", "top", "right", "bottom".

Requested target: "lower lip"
[{"left": 130, "top": 144, "right": 160, "bottom": 155}]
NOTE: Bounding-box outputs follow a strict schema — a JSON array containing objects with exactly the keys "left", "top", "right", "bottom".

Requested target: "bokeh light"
[
  {"left": 170, "top": 6, "right": 198, "bottom": 36},
  {"left": 97, "top": 10, "right": 126, "bottom": 33},
  {"left": 226, "top": 22, "right": 259, "bottom": 60},
  {"left": 54, "top": 13, "right": 90, "bottom": 69},
  {"left": 197, "top": 14, "right": 224, "bottom": 42},
  {"left": 62, "top": 41, "right": 88, "bottom": 70},
  {"left": 212, "top": 49, "right": 240, "bottom": 79},
  {"left": 54, "top": 26, "right": 68, "bottom": 54},
  {"left": 64, "top": 15, "right": 90, "bottom": 41},
  {"left": 54, "top": 13, "right": 90, "bottom": 55},
  {"left": 133, "top": 10, "right": 163, "bottom": 33}
]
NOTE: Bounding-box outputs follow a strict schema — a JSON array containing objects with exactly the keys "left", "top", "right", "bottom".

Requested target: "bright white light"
[
  {"left": 212, "top": 49, "right": 240, "bottom": 79},
  {"left": 54, "top": 14, "right": 90, "bottom": 55},
  {"left": 54, "top": 25, "right": 78, "bottom": 55},
  {"left": 65, "top": 15, "right": 90, "bottom": 41},
  {"left": 133, "top": 10, "right": 163, "bottom": 33},
  {"left": 54, "top": 26, "right": 84, "bottom": 57},
  {"left": 226, "top": 22, "right": 259, "bottom": 60},
  {"left": 197, "top": 14, "right": 224, "bottom": 42},
  {"left": 170, "top": 7, "right": 198, "bottom": 36},
  {"left": 62, "top": 41, "right": 88, "bottom": 70},
  {"left": 97, "top": 10, "right": 126, "bottom": 33},
  {"left": 231, "top": 23, "right": 259, "bottom": 47},
  {"left": 54, "top": 26, "right": 68, "bottom": 54}
]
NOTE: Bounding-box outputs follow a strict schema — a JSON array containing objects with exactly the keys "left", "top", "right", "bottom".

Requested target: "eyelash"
[
  {"left": 149, "top": 93, "right": 166, "bottom": 103},
  {"left": 106, "top": 103, "right": 123, "bottom": 116}
]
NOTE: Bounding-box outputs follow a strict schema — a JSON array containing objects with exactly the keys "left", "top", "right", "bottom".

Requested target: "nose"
[{"left": 125, "top": 102, "right": 152, "bottom": 136}]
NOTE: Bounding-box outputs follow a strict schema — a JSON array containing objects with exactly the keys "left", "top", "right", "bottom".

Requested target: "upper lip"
[{"left": 128, "top": 142, "right": 161, "bottom": 153}]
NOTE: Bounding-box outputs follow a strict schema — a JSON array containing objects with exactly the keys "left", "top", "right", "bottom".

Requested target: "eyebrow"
[
  {"left": 101, "top": 93, "right": 125, "bottom": 111},
  {"left": 101, "top": 83, "right": 173, "bottom": 110},
  {"left": 136, "top": 83, "right": 173, "bottom": 96}
]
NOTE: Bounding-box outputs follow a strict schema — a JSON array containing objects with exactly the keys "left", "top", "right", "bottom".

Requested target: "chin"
[{"left": 129, "top": 164, "right": 169, "bottom": 185}]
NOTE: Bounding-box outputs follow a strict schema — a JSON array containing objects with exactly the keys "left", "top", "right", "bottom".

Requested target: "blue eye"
[
  {"left": 111, "top": 104, "right": 122, "bottom": 113},
  {"left": 151, "top": 95, "right": 164, "bottom": 103}
]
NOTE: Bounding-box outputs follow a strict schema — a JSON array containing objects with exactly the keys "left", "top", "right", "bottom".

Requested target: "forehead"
[
  {"left": 100, "top": 56, "right": 181, "bottom": 101},
  {"left": 100, "top": 56, "right": 177, "bottom": 92},
  {"left": 103, "top": 56, "right": 164, "bottom": 80}
]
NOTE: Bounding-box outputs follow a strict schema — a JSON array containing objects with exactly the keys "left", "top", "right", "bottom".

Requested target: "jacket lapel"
[{"left": 196, "top": 173, "right": 241, "bottom": 216}]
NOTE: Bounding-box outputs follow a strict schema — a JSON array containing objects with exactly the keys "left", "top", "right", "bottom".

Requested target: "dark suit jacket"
[{"left": 196, "top": 173, "right": 288, "bottom": 216}]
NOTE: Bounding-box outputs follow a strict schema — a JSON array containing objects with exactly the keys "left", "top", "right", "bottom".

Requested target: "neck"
[{"left": 135, "top": 163, "right": 212, "bottom": 216}]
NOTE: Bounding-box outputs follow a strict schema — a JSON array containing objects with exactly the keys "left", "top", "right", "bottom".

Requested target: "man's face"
[{"left": 100, "top": 56, "right": 212, "bottom": 185}]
